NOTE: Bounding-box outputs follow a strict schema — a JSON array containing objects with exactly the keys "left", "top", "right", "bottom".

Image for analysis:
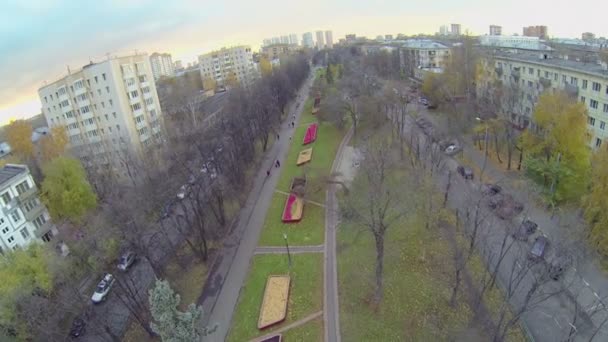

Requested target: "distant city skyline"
[{"left": 2, "top": 0, "right": 608, "bottom": 123}]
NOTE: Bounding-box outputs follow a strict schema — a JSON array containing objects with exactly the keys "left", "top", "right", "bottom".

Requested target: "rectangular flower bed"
[
  {"left": 296, "top": 148, "right": 313, "bottom": 166},
  {"left": 258, "top": 275, "right": 291, "bottom": 329},
  {"left": 260, "top": 334, "right": 282, "bottom": 342},
  {"left": 302, "top": 123, "right": 318, "bottom": 145},
  {"left": 282, "top": 193, "right": 304, "bottom": 222}
]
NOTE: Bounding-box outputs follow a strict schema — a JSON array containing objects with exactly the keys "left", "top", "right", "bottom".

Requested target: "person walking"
[
  {"left": 276, "top": 133, "right": 280, "bottom": 140},
  {"left": 266, "top": 170, "right": 270, "bottom": 177},
  {"left": 275, "top": 160, "right": 281, "bottom": 168}
]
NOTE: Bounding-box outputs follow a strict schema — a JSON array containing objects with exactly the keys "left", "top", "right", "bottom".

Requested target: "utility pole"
[{"left": 283, "top": 233, "right": 292, "bottom": 270}]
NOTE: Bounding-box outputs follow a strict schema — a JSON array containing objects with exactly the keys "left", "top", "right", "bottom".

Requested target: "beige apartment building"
[
  {"left": 38, "top": 54, "right": 164, "bottom": 178},
  {"left": 260, "top": 44, "right": 299, "bottom": 61},
  {"left": 399, "top": 39, "right": 451, "bottom": 78},
  {"left": 149, "top": 52, "right": 175, "bottom": 80},
  {"left": 198, "top": 46, "right": 257, "bottom": 87},
  {"left": 477, "top": 51, "right": 608, "bottom": 148}
]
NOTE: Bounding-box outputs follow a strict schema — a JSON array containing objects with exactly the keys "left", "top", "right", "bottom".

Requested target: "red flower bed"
[
  {"left": 302, "top": 123, "right": 318, "bottom": 145},
  {"left": 282, "top": 193, "right": 303, "bottom": 222}
]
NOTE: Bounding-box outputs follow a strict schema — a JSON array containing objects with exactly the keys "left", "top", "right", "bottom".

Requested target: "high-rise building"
[
  {"left": 582, "top": 32, "right": 596, "bottom": 41},
  {"left": 523, "top": 25, "right": 548, "bottom": 39},
  {"left": 280, "top": 35, "right": 289, "bottom": 44},
  {"left": 439, "top": 25, "right": 449, "bottom": 36},
  {"left": 302, "top": 32, "right": 314, "bottom": 48},
  {"left": 198, "top": 46, "right": 257, "bottom": 87},
  {"left": 315, "top": 31, "right": 325, "bottom": 49},
  {"left": 289, "top": 34, "right": 299, "bottom": 46},
  {"left": 262, "top": 38, "right": 272, "bottom": 47},
  {"left": 38, "top": 54, "right": 164, "bottom": 178},
  {"left": 149, "top": 52, "right": 175, "bottom": 80},
  {"left": 324, "top": 30, "right": 334, "bottom": 48},
  {"left": 451, "top": 24, "right": 461, "bottom": 36},
  {"left": 173, "top": 60, "right": 183, "bottom": 70},
  {"left": 271, "top": 37, "right": 281, "bottom": 45},
  {"left": 490, "top": 25, "right": 502, "bottom": 36},
  {"left": 0, "top": 164, "right": 56, "bottom": 252}
]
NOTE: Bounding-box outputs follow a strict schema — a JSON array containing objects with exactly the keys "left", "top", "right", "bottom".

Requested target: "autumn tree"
[
  {"left": 5, "top": 120, "right": 34, "bottom": 160},
  {"left": 259, "top": 57, "right": 273, "bottom": 77},
  {"left": 421, "top": 72, "right": 446, "bottom": 106},
  {"left": 521, "top": 91, "right": 590, "bottom": 202},
  {"left": 41, "top": 156, "right": 97, "bottom": 223},
  {"left": 583, "top": 144, "right": 608, "bottom": 256},
  {"left": 202, "top": 77, "right": 216, "bottom": 91},
  {"left": 224, "top": 72, "right": 239, "bottom": 88},
  {"left": 39, "top": 126, "right": 68, "bottom": 162}
]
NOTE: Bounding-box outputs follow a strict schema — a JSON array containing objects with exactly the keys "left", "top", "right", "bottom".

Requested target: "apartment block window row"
[
  {"left": 590, "top": 99, "right": 599, "bottom": 109},
  {"left": 11, "top": 210, "right": 21, "bottom": 223},
  {"left": 33, "top": 215, "right": 46, "bottom": 229},
  {"left": 137, "top": 127, "right": 148, "bottom": 136},
  {"left": 589, "top": 117, "right": 596, "bottom": 126},
  {"left": 1, "top": 227, "right": 8, "bottom": 234},
  {"left": 16, "top": 180, "right": 30, "bottom": 195},
  {"left": 131, "top": 103, "right": 142, "bottom": 111},
  {"left": 593, "top": 82, "right": 602, "bottom": 92}
]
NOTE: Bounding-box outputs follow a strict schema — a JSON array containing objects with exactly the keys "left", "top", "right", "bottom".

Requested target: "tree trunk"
[
  {"left": 494, "top": 133, "right": 502, "bottom": 163},
  {"left": 373, "top": 233, "right": 385, "bottom": 304},
  {"left": 506, "top": 141, "right": 513, "bottom": 170},
  {"left": 450, "top": 268, "right": 461, "bottom": 307},
  {"left": 517, "top": 147, "right": 523, "bottom": 170}
]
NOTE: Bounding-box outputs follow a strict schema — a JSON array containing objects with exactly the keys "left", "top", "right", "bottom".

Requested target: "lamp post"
[{"left": 283, "top": 233, "right": 292, "bottom": 270}]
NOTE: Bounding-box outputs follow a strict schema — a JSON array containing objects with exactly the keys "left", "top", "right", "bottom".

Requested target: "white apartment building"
[
  {"left": 302, "top": 32, "right": 314, "bottom": 48},
  {"left": 198, "top": 46, "right": 257, "bottom": 87},
  {"left": 315, "top": 31, "right": 325, "bottom": 49},
  {"left": 149, "top": 52, "right": 175, "bottom": 80},
  {"left": 478, "top": 51, "right": 608, "bottom": 148},
  {"left": 480, "top": 35, "right": 550, "bottom": 51},
  {"left": 399, "top": 39, "right": 451, "bottom": 78},
  {"left": 289, "top": 34, "right": 299, "bottom": 46},
  {"left": 325, "top": 30, "right": 334, "bottom": 49},
  {"left": 490, "top": 25, "right": 502, "bottom": 36},
  {"left": 39, "top": 54, "right": 164, "bottom": 178},
  {"left": 451, "top": 24, "right": 462, "bottom": 36},
  {"left": 280, "top": 36, "right": 289, "bottom": 44},
  {"left": 0, "top": 164, "right": 55, "bottom": 253}
]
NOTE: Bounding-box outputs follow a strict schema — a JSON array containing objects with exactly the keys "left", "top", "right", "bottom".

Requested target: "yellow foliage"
[
  {"left": 225, "top": 73, "right": 239, "bottom": 88},
  {"left": 6, "top": 120, "right": 34, "bottom": 160},
  {"left": 583, "top": 145, "right": 608, "bottom": 254},
  {"left": 39, "top": 126, "right": 68, "bottom": 162},
  {"left": 259, "top": 57, "right": 273, "bottom": 77},
  {"left": 202, "top": 77, "right": 216, "bottom": 91}
]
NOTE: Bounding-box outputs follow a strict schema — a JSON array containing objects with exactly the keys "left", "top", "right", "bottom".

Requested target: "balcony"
[
  {"left": 34, "top": 221, "right": 54, "bottom": 239},
  {"left": 23, "top": 202, "right": 44, "bottom": 221},
  {"left": 16, "top": 186, "right": 37, "bottom": 203}
]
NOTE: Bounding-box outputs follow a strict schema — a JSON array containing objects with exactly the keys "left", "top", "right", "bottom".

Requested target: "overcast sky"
[{"left": 1, "top": 0, "right": 607, "bottom": 124}]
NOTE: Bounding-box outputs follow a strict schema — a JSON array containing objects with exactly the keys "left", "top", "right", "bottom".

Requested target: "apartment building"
[
  {"left": 198, "top": 46, "right": 257, "bottom": 87},
  {"left": 289, "top": 34, "right": 299, "bottom": 46},
  {"left": 302, "top": 32, "right": 314, "bottom": 48},
  {"left": 325, "top": 30, "right": 334, "bottom": 49},
  {"left": 477, "top": 51, "right": 608, "bottom": 148},
  {"left": 451, "top": 24, "right": 461, "bottom": 36},
  {"left": 399, "top": 39, "right": 451, "bottom": 78},
  {"left": 0, "top": 165, "right": 54, "bottom": 252},
  {"left": 38, "top": 54, "right": 164, "bottom": 178},
  {"left": 480, "top": 35, "right": 548, "bottom": 51},
  {"left": 261, "top": 44, "right": 299, "bottom": 61},
  {"left": 490, "top": 25, "right": 502, "bottom": 36},
  {"left": 149, "top": 52, "right": 175, "bottom": 80},
  {"left": 523, "top": 25, "right": 548, "bottom": 39},
  {"left": 315, "top": 31, "right": 325, "bottom": 49},
  {"left": 582, "top": 32, "right": 596, "bottom": 41}
]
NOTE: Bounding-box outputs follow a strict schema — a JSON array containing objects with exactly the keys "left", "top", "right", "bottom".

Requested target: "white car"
[
  {"left": 176, "top": 185, "right": 188, "bottom": 200},
  {"left": 91, "top": 274, "right": 115, "bottom": 304}
]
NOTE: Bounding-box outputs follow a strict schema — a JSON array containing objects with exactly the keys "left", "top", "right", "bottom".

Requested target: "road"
[
  {"left": 394, "top": 102, "right": 608, "bottom": 341},
  {"left": 199, "top": 69, "right": 317, "bottom": 341}
]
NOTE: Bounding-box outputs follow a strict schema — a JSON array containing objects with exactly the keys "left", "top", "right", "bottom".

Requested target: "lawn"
[
  {"left": 258, "top": 192, "right": 325, "bottom": 246},
  {"left": 227, "top": 254, "right": 324, "bottom": 342},
  {"left": 337, "top": 213, "right": 474, "bottom": 341},
  {"left": 281, "top": 316, "right": 324, "bottom": 341}
]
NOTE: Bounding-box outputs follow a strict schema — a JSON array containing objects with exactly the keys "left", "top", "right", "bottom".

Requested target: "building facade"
[
  {"left": 149, "top": 52, "right": 175, "bottom": 80},
  {"left": 399, "top": 39, "right": 451, "bottom": 77},
  {"left": 439, "top": 25, "right": 449, "bottom": 36},
  {"left": 198, "top": 46, "right": 257, "bottom": 87},
  {"left": 325, "top": 30, "right": 334, "bottom": 48},
  {"left": 280, "top": 35, "right": 289, "bottom": 44},
  {"left": 480, "top": 35, "right": 549, "bottom": 51},
  {"left": 289, "top": 34, "right": 299, "bottom": 46},
  {"left": 523, "top": 25, "right": 548, "bottom": 39},
  {"left": 477, "top": 51, "right": 608, "bottom": 148},
  {"left": 38, "top": 54, "right": 164, "bottom": 179},
  {"left": 315, "top": 31, "right": 325, "bottom": 49},
  {"left": 490, "top": 25, "right": 502, "bottom": 36},
  {"left": 302, "top": 32, "right": 314, "bottom": 48},
  {"left": 0, "top": 164, "right": 55, "bottom": 252},
  {"left": 582, "top": 32, "right": 596, "bottom": 41},
  {"left": 260, "top": 44, "right": 299, "bottom": 60},
  {"left": 451, "top": 24, "right": 461, "bottom": 36}
]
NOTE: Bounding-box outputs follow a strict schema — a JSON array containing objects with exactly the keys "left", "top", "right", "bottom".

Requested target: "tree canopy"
[
  {"left": 583, "top": 145, "right": 608, "bottom": 256},
  {"left": 39, "top": 126, "right": 68, "bottom": 162},
  {"left": 41, "top": 156, "right": 97, "bottom": 223},
  {"left": 6, "top": 120, "right": 34, "bottom": 160}
]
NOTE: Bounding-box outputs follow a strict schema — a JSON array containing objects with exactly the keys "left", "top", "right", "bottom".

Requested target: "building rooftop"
[
  {"left": 402, "top": 39, "right": 449, "bottom": 50},
  {"left": 493, "top": 51, "right": 608, "bottom": 78},
  {"left": 0, "top": 164, "right": 27, "bottom": 187}
]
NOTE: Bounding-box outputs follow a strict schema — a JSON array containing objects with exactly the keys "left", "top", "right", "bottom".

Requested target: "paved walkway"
[
  {"left": 254, "top": 245, "right": 324, "bottom": 254},
  {"left": 199, "top": 71, "right": 316, "bottom": 342},
  {"left": 248, "top": 311, "right": 323, "bottom": 342}
]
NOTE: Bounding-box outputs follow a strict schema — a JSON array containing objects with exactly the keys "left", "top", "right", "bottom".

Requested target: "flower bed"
[
  {"left": 302, "top": 123, "right": 318, "bottom": 145},
  {"left": 282, "top": 193, "right": 304, "bottom": 222},
  {"left": 296, "top": 148, "right": 313, "bottom": 166},
  {"left": 258, "top": 275, "right": 291, "bottom": 329},
  {"left": 260, "top": 334, "right": 282, "bottom": 342}
]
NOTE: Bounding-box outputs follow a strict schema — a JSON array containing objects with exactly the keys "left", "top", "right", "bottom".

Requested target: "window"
[
  {"left": 581, "top": 96, "right": 586, "bottom": 104},
  {"left": 138, "top": 75, "right": 147, "bottom": 83},
  {"left": 101, "top": 102, "right": 105, "bottom": 108},
  {"left": 562, "top": 75, "right": 567, "bottom": 83},
  {"left": 97, "top": 89, "right": 102, "bottom": 96},
  {"left": 23, "top": 198, "right": 39, "bottom": 212},
  {"left": 1, "top": 227, "right": 8, "bottom": 234},
  {"left": 544, "top": 71, "right": 549, "bottom": 78},
  {"left": 33, "top": 215, "right": 46, "bottom": 229},
  {"left": 76, "top": 93, "right": 87, "bottom": 102},
  {"left": 142, "top": 86, "right": 150, "bottom": 94},
  {"left": 86, "top": 79, "right": 90, "bottom": 87},
  {"left": 108, "top": 126, "right": 112, "bottom": 133},
  {"left": 66, "top": 111, "right": 75, "bottom": 118},
  {"left": 109, "top": 99, "right": 113, "bottom": 106},
  {"left": 20, "top": 228, "right": 30, "bottom": 239},
  {"left": 591, "top": 99, "right": 599, "bottom": 109},
  {"left": 130, "top": 90, "right": 138, "bottom": 98},
  {"left": 50, "top": 94, "right": 53, "bottom": 100},
  {"left": 59, "top": 99, "right": 69, "bottom": 108},
  {"left": 589, "top": 117, "right": 596, "bottom": 126},
  {"left": 93, "top": 104, "right": 97, "bottom": 110},
  {"left": 145, "top": 98, "right": 153, "bottom": 106},
  {"left": 74, "top": 80, "right": 83, "bottom": 89},
  {"left": 131, "top": 103, "right": 142, "bottom": 111},
  {"left": 570, "top": 77, "right": 578, "bottom": 86},
  {"left": 94, "top": 76, "right": 98, "bottom": 84},
  {"left": 116, "top": 124, "right": 120, "bottom": 131},
  {"left": 102, "top": 73, "right": 106, "bottom": 81},
  {"left": 596, "top": 138, "right": 602, "bottom": 147},
  {"left": 81, "top": 105, "right": 90, "bottom": 114},
  {"left": 105, "top": 114, "right": 109, "bottom": 121},
  {"left": 1, "top": 192, "right": 12, "bottom": 205},
  {"left": 11, "top": 210, "right": 21, "bottom": 223},
  {"left": 126, "top": 78, "right": 135, "bottom": 87},
  {"left": 58, "top": 87, "right": 66, "bottom": 95},
  {"left": 44, "top": 96, "right": 48, "bottom": 103},
  {"left": 112, "top": 112, "right": 117, "bottom": 118},
  {"left": 150, "top": 109, "right": 157, "bottom": 117},
  {"left": 593, "top": 82, "right": 601, "bottom": 92},
  {"left": 582, "top": 80, "right": 588, "bottom": 89},
  {"left": 604, "top": 104, "right": 608, "bottom": 113},
  {"left": 7, "top": 236, "right": 14, "bottom": 244},
  {"left": 601, "top": 121, "right": 606, "bottom": 130},
  {"left": 16, "top": 181, "right": 29, "bottom": 195},
  {"left": 528, "top": 81, "right": 533, "bottom": 88},
  {"left": 135, "top": 115, "right": 145, "bottom": 123},
  {"left": 106, "top": 86, "right": 110, "bottom": 93},
  {"left": 554, "top": 73, "right": 558, "bottom": 81}
]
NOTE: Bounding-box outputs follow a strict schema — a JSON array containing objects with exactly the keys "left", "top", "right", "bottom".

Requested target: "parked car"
[
  {"left": 482, "top": 183, "right": 502, "bottom": 196},
  {"left": 457, "top": 166, "right": 474, "bottom": 180},
  {"left": 444, "top": 144, "right": 461, "bottom": 155},
  {"left": 528, "top": 236, "right": 549, "bottom": 262},
  {"left": 117, "top": 251, "right": 137, "bottom": 271},
  {"left": 91, "top": 274, "right": 115, "bottom": 304},
  {"left": 512, "top": 220, "right": 538, "bottom": 241},
  {"left": 69, "top": 317, "right": 86, "bottom": 338},
  {"left": 547, "top": 255, "right": 571, "bottom": 281},
  {"left": 176, "top": 184, "right": 188, "bottom": 200}
]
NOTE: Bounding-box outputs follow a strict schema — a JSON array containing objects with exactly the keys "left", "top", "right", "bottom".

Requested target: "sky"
[{"left": 1, "top": 0, "right": 607, "bottom": 125}]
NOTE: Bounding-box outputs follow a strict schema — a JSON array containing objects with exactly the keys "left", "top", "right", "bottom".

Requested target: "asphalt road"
[{"left": 394, "top": 103, "right": 608, "bottom": 341}]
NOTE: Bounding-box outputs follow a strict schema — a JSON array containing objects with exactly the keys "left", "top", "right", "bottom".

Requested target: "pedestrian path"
[{"left": 254, "top": 245, "right": 324, "bottom": 254}]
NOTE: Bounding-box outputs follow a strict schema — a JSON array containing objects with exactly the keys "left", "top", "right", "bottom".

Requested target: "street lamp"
[{"left": 283, "top": 233, "right": 292, "bottom": 270}]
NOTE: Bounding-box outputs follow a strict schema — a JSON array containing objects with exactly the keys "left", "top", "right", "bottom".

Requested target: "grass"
[
  {"left": 281, "top": 316, "right": 324, "bottom": 341},
  {"left": 227, "top": 253, "right": 324, "bottom": 342},
  {"left": 258, "top": 192, "right": 325, "bottom": 246}
]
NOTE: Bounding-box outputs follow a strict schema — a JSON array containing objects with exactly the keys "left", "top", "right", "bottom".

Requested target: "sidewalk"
[{"left": 199, "top": 72, "right": 316, "bottom": 342}]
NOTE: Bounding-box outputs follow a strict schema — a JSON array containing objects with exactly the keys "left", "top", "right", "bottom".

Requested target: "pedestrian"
[
  {"left": 293, "top": 114, "right": 296, "bottom": 120},
  {"left": 276, "top": 133, "right": 280, "bottom": 140},
  {"left": 275, "top": 160, "right": 281, "bottom": 168},
  {"left": 289, "top": 136, "right": 292, "bottom": 141},
  {"left": 266, "top": 170, "right": 270, "bottom": 177},
  {"left": 292, "top": 122, "right": 295, "bottom": 128}
]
